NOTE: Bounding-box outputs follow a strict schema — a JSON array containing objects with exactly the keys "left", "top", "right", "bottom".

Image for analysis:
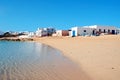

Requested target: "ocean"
[{"left": 0, "top": 41, "right": 85, "bottom": 80}]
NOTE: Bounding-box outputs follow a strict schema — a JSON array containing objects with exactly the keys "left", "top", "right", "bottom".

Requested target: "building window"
[
  {"left": 84, "top": 30, "right": 86, "bottom": 32},
  {"left": 108, "top": 29, "right": 110, "bottom": 33},
  {"left": 99, "top": 29, "right": 101, "bottom": 32}
]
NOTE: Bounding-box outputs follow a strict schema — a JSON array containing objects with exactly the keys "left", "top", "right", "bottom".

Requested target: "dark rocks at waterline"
[{"left": 0, "top": 38, "right": 33, "bottom": 41}]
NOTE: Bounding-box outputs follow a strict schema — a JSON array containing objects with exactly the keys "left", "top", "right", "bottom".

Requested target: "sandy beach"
[{"left": 34, "top": 35, "right": 120, "bottom": 80}]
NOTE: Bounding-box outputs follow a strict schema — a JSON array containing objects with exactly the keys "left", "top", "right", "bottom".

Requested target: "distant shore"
[{"left": 33, "top": 35, "right": 120, "bottom": 80}]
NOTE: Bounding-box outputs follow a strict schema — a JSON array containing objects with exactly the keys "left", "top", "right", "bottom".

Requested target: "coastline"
[
  {"left": 1, "top": 35, "right": 120, "bottom": 80},
  {"left": 0, "top": 37, "right": 33, "bottom": 41},
  {"left": 33, "top": 35, "right": 120, "bottom": 80}
]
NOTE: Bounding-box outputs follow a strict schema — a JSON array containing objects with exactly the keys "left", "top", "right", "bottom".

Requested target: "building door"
[
  {"left": 104, "top": 29, "right": 106, "bottom": 33},
  {"left": 112, "top": 30, "right": 115, "bottom": 34},
  {"left": 92, "top": 30, "right": 95, "bottom": 35},
  {"left": 108, "top": 29, "right": 110, "bottom": 34},
  {"left": 72, "top": 30, "right": 75, "bottom": 37}
]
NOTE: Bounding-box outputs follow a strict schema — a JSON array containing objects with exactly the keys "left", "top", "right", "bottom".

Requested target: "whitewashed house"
[
  {"left": 28, "top": 32, "right": 35, "bottom": 37},
  {"left": 36, "top": 28, "right": 46, "bottom": 37},
  {"left": 36, "top": 28, "right": 56, "bottom": 37},
  {"left": 18, "top": 31, "right": 35, "bottom": 38},
  {"left": 70, "top": 25, "right": 118, "bottom": 37}
]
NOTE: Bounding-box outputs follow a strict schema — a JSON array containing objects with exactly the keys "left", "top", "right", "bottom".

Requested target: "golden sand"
[{"left": 34, "top": 35, "right": 120, "bottom": 80}]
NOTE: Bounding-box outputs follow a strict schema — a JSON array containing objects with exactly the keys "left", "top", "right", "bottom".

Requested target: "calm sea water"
[{"left": 0, "top": 41, "right": 88, "bottom": 80}]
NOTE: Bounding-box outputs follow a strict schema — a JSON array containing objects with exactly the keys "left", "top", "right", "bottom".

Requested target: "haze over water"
[{"left": 0, "top": 41, "right": 89, "bottom": 80}]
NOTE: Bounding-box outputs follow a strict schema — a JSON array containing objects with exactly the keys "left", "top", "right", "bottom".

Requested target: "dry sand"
[{"left": 34, "top": 35, "right": 120, "bottom": 80}]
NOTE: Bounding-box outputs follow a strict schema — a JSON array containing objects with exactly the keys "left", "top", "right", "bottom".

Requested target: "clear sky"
[{"left": 0, "top": 0, "right": 120, "bottom": 31}]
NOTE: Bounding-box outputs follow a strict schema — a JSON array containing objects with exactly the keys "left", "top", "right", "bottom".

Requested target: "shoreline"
[
  {"left": 33, "top": 35, "right": 120, "bottom": 80},
  {"left": 1, "top": 35, "right": 120, "bottom": 80}
]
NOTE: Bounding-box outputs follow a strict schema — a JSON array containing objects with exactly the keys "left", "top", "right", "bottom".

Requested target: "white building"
[
  {"left": 28, "top": 32, "right": 35, "bottom": 37},
  {"left": 36, "top": 28, "right": 47, "bottom": 37},
  {"left": 70, "top": 25, "right": 118, "bottom": 37},
  {"left": 19, "top": 35, "right": 31, "bottom": 38},
  {"left": 36, "top": 28, "right": 56, "bottom": 37},
  {"left": 18, "top": 31, "right": 35, "bottom": 38}
]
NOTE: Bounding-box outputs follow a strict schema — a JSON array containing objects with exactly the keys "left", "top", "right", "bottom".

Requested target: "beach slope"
[{"left": 34, "top": 35, "right": 120, "bottom": 80}]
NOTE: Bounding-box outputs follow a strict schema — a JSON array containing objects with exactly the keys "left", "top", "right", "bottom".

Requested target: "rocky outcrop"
[{"left": 0, "top": 37, "right": 33, "bottom": 41}]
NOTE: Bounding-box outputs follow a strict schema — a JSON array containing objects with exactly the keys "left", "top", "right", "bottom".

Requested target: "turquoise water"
[{"left": 0, "top": 41, "right": 87, "bottom": 80}]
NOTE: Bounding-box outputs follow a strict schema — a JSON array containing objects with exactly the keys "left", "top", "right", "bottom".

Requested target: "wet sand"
[{"left": 34, "top": 35, "right": 120, "bottom": 80}]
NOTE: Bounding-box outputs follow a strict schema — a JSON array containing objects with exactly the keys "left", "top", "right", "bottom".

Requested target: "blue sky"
[{"left": 0, "top": 0, "right": 120, "bottom": 31}]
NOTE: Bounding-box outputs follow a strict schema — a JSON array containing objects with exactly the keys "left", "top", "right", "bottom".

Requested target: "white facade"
[
  {"left": 56, "top": 30, "right": 62, "bottom": 36},
  {"left": 36, "top": 28, "right": 56, "bottom": 37},
  {"left": 28, "top": 32, "right": 35, "bottom": 37},
  {"left": 70, "top": 27, "right": 79, "bottom": 37},
  {"left": 19, "top": 35, "right": 31, "bottom": 38},
  {"left": 36, "top": 28, "right": 47, "bottom": 37},
  {"left": 70, "top": 25, "right": 118, "bottom": 36},
  {"left": 18, "top": 32, "right": 35, "bottom": 38}
]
